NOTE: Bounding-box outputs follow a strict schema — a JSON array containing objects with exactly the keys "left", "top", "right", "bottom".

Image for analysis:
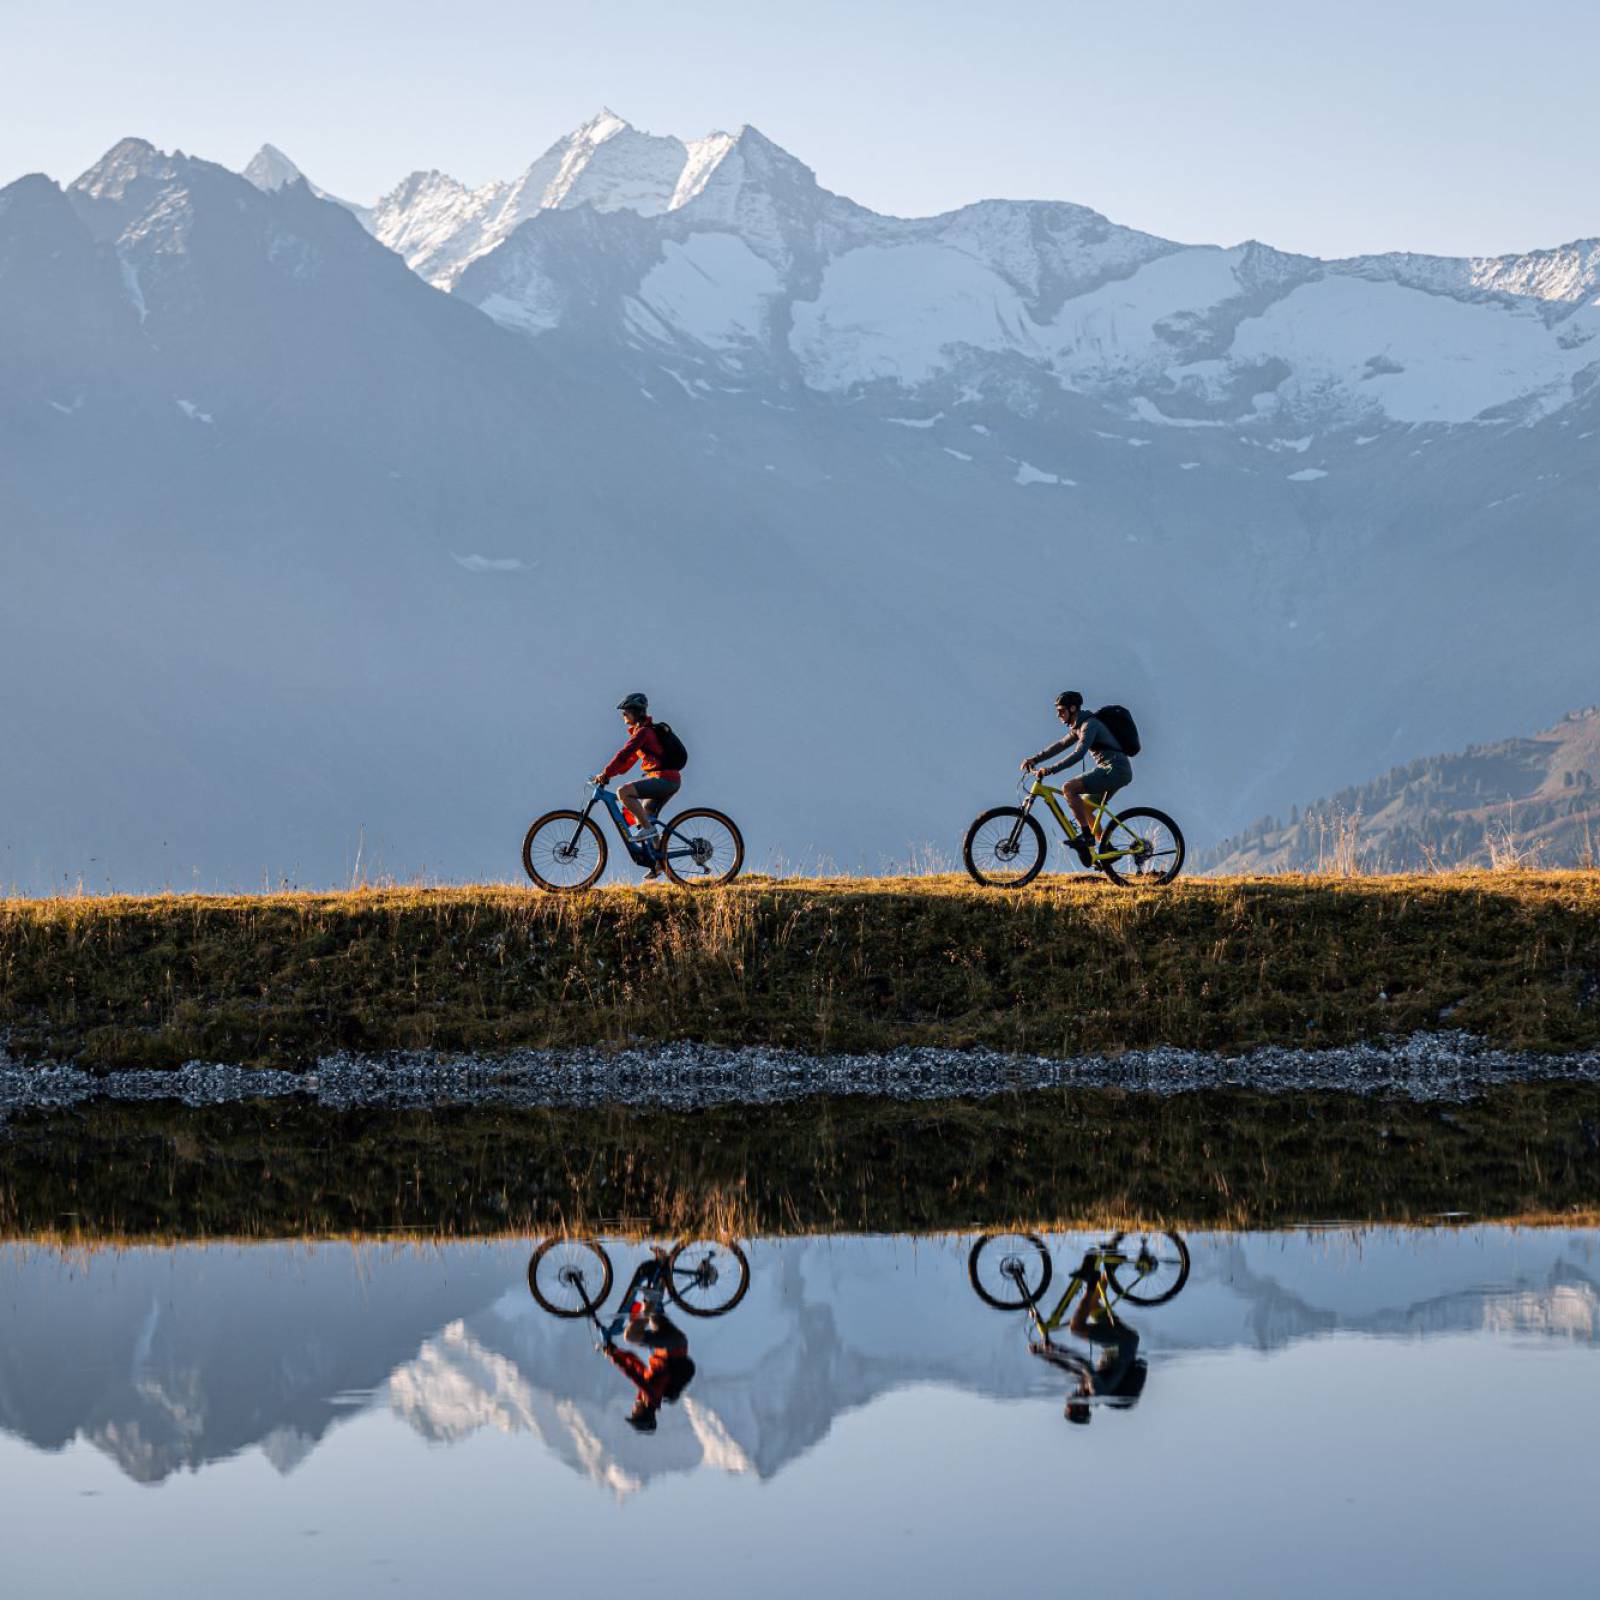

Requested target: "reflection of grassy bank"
[
  {"left": 3, "top": 1085, "right": 1596, "bottom": 1242},
  {"left": 1, "top": 873, "right": 1598, "bottom": 1067}
]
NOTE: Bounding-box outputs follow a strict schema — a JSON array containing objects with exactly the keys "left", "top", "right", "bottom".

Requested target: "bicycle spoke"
[
  {"left": 524, "top": 816, "right": 604, "bottom": 889},
  {"left": 660, "top": 812, "right": 743, "bottom": 886},
  {"left": 969, "top": 818, "right": 1037, "bottom": 883}
]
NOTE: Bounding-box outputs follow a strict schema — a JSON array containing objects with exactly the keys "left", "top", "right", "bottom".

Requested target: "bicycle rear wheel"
[
  {"left": 527, "top": 1238, "right": 614, "bottom": 1317},
  {"left": 963, "top": 808, "right": 1047, "bottom": 888},
  {"left": 660, "top": 808, "right": 744, "bottom": 887},
  {"left": 666, "top": 1239, "right": 751, "bottom": 1316},
  {"left": 1106, "top": 1231, "right": 1190, "bottom": 1305},
  {"left": 1097, "top": 807, "right": 1185, "bottom": 886},
  {"left": 968, "top": 1232, "right": 1053, "bottom": 1308},
  {"left": 522, "top": 810, "right": 607, "bottom": 892}
]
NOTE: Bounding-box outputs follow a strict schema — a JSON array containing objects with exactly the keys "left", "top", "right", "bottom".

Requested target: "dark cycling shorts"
[
  {"left": 627, "top": 776, "right": 681, "bottom": 818},
  {"left": 1074, "top": 755, "right": 1132, "bottom": 798}
]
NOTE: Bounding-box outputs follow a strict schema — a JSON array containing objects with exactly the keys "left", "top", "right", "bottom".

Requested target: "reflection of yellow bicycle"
[
  {"left": 967, "top": 1230, "right": 1190, "bottom": 1318},
  {"left": 963, "top": 775, "right": 1185, "bottom": 888}
]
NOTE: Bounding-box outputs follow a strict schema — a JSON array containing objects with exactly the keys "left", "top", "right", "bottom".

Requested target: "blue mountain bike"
[{"left": 522, "top": 780, "right": 744, "bottom": 891}]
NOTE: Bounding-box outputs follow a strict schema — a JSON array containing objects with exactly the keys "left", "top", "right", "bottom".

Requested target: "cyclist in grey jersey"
[{"left": 1021, "top": 690, "right": 1132, "bottom": 854}]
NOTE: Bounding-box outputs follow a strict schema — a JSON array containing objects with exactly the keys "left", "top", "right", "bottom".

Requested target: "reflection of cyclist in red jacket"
[
  {"left": 592, "top": 693, "right": 682, "bottom": 878},
  {"left": 602, "top": 1306, "right": 695, "bottom": 1433}
]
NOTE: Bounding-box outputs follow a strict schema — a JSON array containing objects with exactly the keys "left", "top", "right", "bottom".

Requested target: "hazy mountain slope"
[
  {"left": 1207, "top": 708, "right": 1600, "bottom": 872},
  {"left": 3, "top": 122, "right": 1598, "bottom": 889}
]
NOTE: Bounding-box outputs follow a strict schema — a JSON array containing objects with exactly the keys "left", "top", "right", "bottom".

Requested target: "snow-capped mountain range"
[
  {"left": 268, "top": 109, "right": 1600, "bottom": 428},
  {"left": 2, "top": 114, "right": 1597, "bottom": 887}
]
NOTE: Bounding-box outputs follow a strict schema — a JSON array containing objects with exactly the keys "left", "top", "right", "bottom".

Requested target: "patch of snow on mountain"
[
  {"left": 628, "top": 234, "right": 780, "bottom": 351},
  {"left": 1014, "top": 460, "right": 1074, "bottom": 485},
  {"left": 118, "top": 255, "right": 148, "bottom": 322},
  {"left": 476, "top": 281, "right": 564, "bottom": 336},
  {"left": 1229, "top": 275, "right": 1598, "bottom": 423},
  {"left": 1130, "top": 397, "right": 1225, "bottom": 428},
  {"left": 683, "top": 1399, "right": 756, "bottom": 1475},
  {"left": 452, "top": 553, "right": 524, "bottom": 572},
  {"left": 792, "top": 241, "right": 1040, "bottom": 388},
  {"left": 1046, "top": 245, "right": 1251, "bottom": 383},
  {"left": 1287, "top": 467, "right": 1327, "bottom": 481},
  {"left": 671, "top": 134, "right": 739, "bottom": 211}
]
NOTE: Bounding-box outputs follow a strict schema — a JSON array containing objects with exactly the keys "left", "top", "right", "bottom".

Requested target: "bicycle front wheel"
[
  {"left": 528, "top": 1238, "right": 614, "bottom": 1317},
  {"left": 1107, "top": 1231, "right": 1190, "bottom": 1305},
  {"left": 1098, "top": 807, "right": 1185, "bottom": 886},
  {"left": 660, "top": 809, "right": 744, "bottom": 887},
  {"left": 963, "top": 807, "right": 1046, "bottom": 888},
  {"left": 667, "top": 1239, "right": 751, "bottom": 1316},
  {"left": 523, "top": 810, "right": 607, "bottom": 892},
  {"left": 968, "top": 1232, "right": 1053, "bottom": 1308}
]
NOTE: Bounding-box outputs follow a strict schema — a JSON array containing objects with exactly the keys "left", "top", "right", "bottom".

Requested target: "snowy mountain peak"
[
  {"left": 367, "top": 111, "right": 691, "bottom": 287},
  {"left": 242, "top": 143, "right": 306, "bottom": 192},
  {"left": 71, "top": 137, "right": 170, "bottom": 200},
  {"left": 571, "top": 107, "right": 631, "bottom": 145},
  {"left": 239, "top": 144, "right": 370, "bottom": 221}
]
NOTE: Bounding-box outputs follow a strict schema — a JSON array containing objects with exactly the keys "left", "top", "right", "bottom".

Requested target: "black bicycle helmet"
[{"left": 616, "top": 693, "right": 649, "bottom": 713}]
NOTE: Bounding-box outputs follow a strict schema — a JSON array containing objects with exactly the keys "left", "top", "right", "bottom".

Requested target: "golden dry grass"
[{"left": 1, "top": 870, "right": 1597, "bottom": 1067}]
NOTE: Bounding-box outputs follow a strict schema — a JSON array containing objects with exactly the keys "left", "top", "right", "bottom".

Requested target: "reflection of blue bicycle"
[{"left": 521, "top": 781, "right": 745, "bottom": 891}]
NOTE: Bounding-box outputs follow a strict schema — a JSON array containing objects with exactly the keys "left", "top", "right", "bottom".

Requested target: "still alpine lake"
[{"left": 2, "top": 1227, "right": 1595, "bottom": 1597}]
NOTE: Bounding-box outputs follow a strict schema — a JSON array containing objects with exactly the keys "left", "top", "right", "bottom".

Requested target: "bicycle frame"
[
  {"left": 1018, "top": 777, "right": 1136, "bottom": 863},
  {"left": 607, "top": 1253, "right": 670, "bottom": 1320},
  {"left": 1016, "top": 1243, "right": 1141, "bottom": 1340},
  {"left": 572, "top": 782, "right": 694, "bottom": 871}
]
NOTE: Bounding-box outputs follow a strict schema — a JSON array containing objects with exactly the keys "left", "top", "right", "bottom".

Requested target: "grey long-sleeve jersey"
[{"left": 1029, "top": 714, "right": 1124, "bottom": 775}]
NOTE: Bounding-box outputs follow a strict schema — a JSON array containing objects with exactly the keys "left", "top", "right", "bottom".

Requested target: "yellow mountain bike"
[
  {"left": 968, "top": 1230, "right": 1191, "bottom": 1317},
  {"left": 963, "top": 774, "right": 1184, "bottom": 888}
]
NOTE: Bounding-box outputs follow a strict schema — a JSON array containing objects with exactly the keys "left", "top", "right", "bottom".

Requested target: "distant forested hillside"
[{"left": 1206, "top": 708, "right": 1600, "bottom": 873}]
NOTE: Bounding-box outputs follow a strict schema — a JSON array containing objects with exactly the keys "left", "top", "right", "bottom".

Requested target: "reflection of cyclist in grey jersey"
[
  {"left": 1021, "top": 690, "right": 1132, "bottom": 854},
  {"left": 1031, "top": 1249, "right": 1148, "bottom": 1425}
]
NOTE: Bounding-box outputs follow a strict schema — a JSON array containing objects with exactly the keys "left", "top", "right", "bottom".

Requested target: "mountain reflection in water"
[{"left": 1, "top": 1227, "right": 1596, "bottom": 1598}]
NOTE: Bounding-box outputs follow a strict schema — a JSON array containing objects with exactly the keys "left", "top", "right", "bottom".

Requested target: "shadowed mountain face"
[
  {"left": 0, "top": 1231, "right": 1594, "bottom": 1492},
  {"left": 3, "top": 121, "right": 1598, "bottom": 888},
  {"left": 1207, "top": 707, "right": 1600, "bottom": 871}
]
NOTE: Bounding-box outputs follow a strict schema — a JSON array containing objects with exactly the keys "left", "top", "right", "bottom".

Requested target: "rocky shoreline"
[{"left": 5, "top": 1031, "right": 1599, "bottom": 1118}]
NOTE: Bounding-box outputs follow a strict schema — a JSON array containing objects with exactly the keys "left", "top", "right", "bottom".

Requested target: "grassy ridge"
[
  {"left": 0, "top": 872, "right": 1597, "bottom": 1068},
  {"left": 3, "top": 1086, "right": 1597, "bottom": 1242}
]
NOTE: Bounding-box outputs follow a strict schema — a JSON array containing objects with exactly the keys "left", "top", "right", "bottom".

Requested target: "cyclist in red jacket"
[
  {"left": 600, "top": 1304, "right": 696, "bottom": 1433},
  {"left": 592, "top": 693, "right": 682, "bottom": 876}
]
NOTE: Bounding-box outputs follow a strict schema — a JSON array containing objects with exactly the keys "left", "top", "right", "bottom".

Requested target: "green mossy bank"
[{"left": 1, "top": 873, "right": 1597, "bottom": 1069}]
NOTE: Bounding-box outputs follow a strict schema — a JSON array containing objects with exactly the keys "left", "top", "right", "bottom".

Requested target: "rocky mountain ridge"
[{"left": 1207, "top": 708, "right": 1600, "bottom": 872}]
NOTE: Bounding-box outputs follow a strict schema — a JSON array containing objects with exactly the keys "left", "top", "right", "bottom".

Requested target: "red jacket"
[{"left": 601, "top": 717, "right": 681, "bottom": 782}]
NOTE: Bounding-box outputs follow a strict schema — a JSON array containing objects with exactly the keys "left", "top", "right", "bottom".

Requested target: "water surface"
[{"left": 2, "top": 1227, "right": 1595, "bottom": 1597}]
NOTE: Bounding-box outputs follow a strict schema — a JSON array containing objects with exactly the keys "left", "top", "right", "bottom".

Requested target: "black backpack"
[
  {"left": 653, "top": 721, "right": 689, "bottom": 769},
  {"left": 1093, "top": 704, "right": 1141, "bottom": 757}
]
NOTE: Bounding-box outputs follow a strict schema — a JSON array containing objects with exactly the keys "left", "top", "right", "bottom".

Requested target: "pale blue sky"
[{"left": 3, "top": 0, "right": 1595, "bottom": 259}]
